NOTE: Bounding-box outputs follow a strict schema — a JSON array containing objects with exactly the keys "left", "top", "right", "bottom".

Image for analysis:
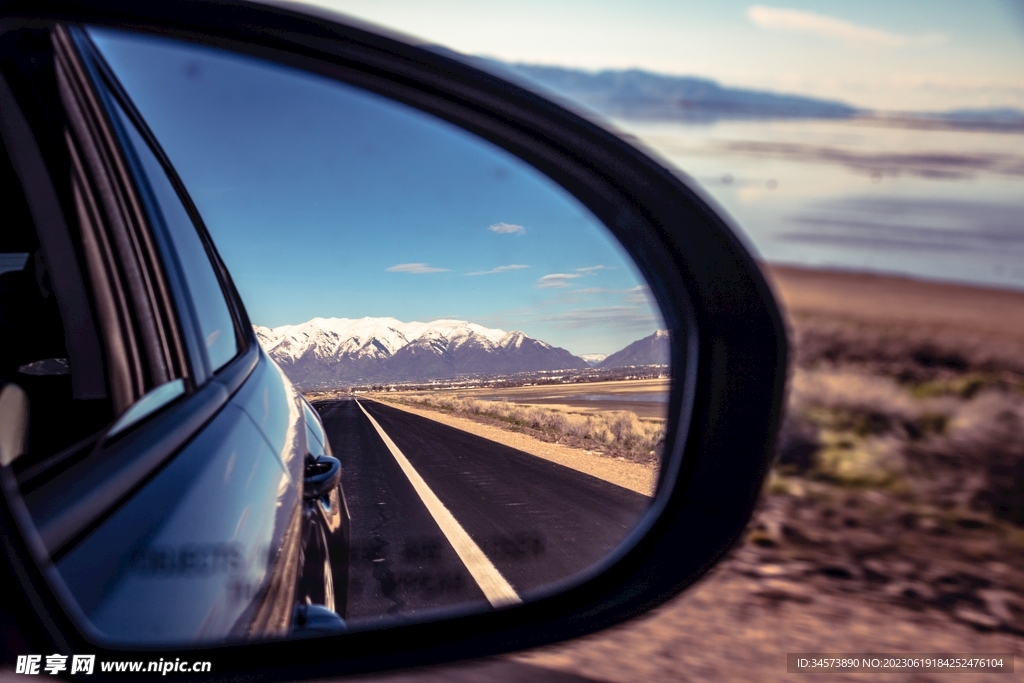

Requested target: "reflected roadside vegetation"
[
  {"left": 316, "top": 378, "right": 668, "bottom": 464},
  {"left": 311, "top": 377, "right": 669, "bottom": 499}
]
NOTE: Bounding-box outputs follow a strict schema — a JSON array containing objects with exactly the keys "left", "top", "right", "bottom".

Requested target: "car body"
[{"left": 0, "top": 22, "right": 348, "bottom": 643}]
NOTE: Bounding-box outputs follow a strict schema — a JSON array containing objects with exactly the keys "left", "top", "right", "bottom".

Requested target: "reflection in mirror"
[{"left": 8, "top": 25, "right": 678, "bottom": 644}]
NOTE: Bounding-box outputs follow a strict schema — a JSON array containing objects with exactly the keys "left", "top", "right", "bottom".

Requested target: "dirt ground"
[{"left": 767, "top": 265, "right": 1024, "bottom": 342}]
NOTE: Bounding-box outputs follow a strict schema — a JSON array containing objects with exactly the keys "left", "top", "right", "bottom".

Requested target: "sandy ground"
[
  {"left": 504, "top": 267, "right": 1024, "bottom": 682},
  {"left": 765, "top": 265, "right": 1024, "bottom": 342},
  {"left": 366, "top": 398, "right": 657, "bottom": 497}
]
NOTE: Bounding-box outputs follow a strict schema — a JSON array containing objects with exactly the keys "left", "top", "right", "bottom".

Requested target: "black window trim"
[
  {"left": 0, "top": 57, "right": 107, "bottom": 402},
  {"left": 52, "top": 24, "right": 186, "bottom": 409},
  {"left": 69, "top": 24, "right": 251, "bottom": 384},
  {"left": 3, "top": 21, "right": 262, "bottom": 563}
]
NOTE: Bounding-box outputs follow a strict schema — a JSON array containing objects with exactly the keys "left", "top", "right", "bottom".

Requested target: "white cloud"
[
  {"left": 536, "top": 273, "right": 582, "bottom": 288},
  {"left": 466, "top": 264, "right": 530, "bottom": 276},
  {"left": 746, "top": 5, "right": 945, "bottom": 48},
  {"left": 576, "top": 265, "right": 605, "bottom": 272},
  {"left": 385, "top": 262, "right": 450, "bottom": 274},
  {"left": 489, "top": 222, "right": 526, "bottom": 235}
]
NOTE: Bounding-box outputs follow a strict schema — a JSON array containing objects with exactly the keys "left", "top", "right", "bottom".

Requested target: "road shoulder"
[{"left": 364, "top": 398, "right": 656, "bottom": 497}]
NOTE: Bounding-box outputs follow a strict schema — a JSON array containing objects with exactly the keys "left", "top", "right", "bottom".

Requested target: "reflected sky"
[{"left": 89, "top": 29, "right": 662, "bottom": 356}]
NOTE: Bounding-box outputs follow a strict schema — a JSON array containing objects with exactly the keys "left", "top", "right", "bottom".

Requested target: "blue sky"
[
  {"left": 288, "top": 0, "right": 1024, "bottom": 111},
  {"left": 91, "top": 29, "right": 660, "bottom": 356}
]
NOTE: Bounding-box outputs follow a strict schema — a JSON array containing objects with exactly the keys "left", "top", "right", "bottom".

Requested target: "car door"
[{"left": 2, "top": 24, "right": 315, "bottom": 643}]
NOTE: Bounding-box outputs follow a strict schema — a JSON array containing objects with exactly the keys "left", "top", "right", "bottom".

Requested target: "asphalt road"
[{"left": 313, "top": 398, "right": 651, "bottom": 626}]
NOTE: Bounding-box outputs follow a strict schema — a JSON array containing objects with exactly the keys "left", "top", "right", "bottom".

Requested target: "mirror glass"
[{"left": 8, "top": 25, "right": 676, "bottom": 644}]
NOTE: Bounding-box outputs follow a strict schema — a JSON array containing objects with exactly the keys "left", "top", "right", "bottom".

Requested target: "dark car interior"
[{"left": 0, "top": 134, "right": 113, "bottom": 481}]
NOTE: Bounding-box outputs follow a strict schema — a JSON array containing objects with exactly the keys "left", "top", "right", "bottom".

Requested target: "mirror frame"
[{"left": 0, "top": 1, "right": 788, "bottom": 679}]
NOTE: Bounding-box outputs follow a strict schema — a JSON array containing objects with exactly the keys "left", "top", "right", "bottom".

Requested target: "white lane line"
[{"left": 355, "top": 399, "right": 521, "bottom": 608}]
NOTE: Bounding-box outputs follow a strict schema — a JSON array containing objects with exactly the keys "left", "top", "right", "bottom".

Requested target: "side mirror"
[
  {"left": 0, "top": 1, "right": 786, "bottom": 680},
  {"left": 303, "top": 455, "right": 341, "bottom": 502}
]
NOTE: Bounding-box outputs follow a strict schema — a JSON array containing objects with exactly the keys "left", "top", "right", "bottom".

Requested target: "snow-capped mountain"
[
  {"left": 599, "top": 330, "right": 669, "bottom": 368},
  {"left": 254, "top": 317, "right": 587, "bottom": 387},
  {"left": 579, "top": 353, "right": 608, "bottom": 367}
]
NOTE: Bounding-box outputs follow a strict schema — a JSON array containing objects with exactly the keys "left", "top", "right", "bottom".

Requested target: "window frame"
[
  {"left": 69, "top": 25, "right": 250, "bottom": 387},
  {"left": 5, "top": 23, "right": 261, "bottom": 560}
]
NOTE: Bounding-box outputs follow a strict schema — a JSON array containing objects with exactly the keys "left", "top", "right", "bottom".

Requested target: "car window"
[{"left": 108, "top": 98, "right": 239, "bottom": 375}]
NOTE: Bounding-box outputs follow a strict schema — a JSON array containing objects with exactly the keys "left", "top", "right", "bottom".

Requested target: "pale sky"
[{"left": 279, "top": 0, "right": 1024, "bottom": 111}]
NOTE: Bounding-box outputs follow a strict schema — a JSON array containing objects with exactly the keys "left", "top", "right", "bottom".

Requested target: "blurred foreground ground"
[{"left": 342, "top": 264, "right": 1024, "bottom": 682}]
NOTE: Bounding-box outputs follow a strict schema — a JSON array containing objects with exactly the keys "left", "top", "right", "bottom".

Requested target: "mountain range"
[
  {"left": 599, "top": 329, "right": 670, "bottom": 368},
  {"left": 499, "top": 63, "right": 858, "bottom": 123},
  {"left": 254, "top": 317, "right": 668, "bottom": 387},
  {"left": 474, "top": 59, "right": 1024, "bottom": 130}
]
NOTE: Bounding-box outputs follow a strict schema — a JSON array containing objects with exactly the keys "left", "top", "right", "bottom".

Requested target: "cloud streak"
[
  {"left": 746, "top": 5, "right": 945, "bottom": 48},
  {"left": 466, "top": 264, "right": 530, "bottom": 276},
  {"left": 385, "top": 263, "right": 450, "bottom": 274},
  {"left": 536, "top": 273, "right": 582, "bottom": 288},
  {"left": 489, "top": 222, "right": 526, "bottom": 235}
]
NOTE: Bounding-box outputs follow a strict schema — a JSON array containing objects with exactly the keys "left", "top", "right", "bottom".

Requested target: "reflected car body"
[
  {"left": 298, "top": 397, "right": 350, "bottom": 619},
  {"left": 0, "top": 24, "right": 349, "bottom": 642}
]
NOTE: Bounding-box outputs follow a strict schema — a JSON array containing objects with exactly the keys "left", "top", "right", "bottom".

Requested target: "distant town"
[{"left": 345, "top": 365, "right": 668, "bottom": 395}]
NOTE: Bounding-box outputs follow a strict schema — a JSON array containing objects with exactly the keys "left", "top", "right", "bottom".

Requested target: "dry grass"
[
  {"left": 372, "top": 393, "right": 665, "bottom": 464},
  {"left": 780, "top": 315, "right": 1024, "bottom": 524}
]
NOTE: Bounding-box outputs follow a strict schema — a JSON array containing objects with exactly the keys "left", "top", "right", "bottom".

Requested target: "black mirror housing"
[{"left": 0, "top": 1, "right": 787, "bottom": 680}]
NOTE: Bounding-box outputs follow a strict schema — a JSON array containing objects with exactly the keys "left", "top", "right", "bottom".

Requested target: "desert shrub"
[
  {"left": 814, "top": 430, "right": 903, "bottom": 487},
  {"left": 920, "top": 392, "right": 1024, "bottom": 524},
  {"left": 816, "top": 382, "right": 1024, "bottom": 524},
  {"left": 775, "top": 413, "right": 819, "bottom": 473},
  {"left": 911, "top": 375, "right": 991, "bottom": 400}
]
